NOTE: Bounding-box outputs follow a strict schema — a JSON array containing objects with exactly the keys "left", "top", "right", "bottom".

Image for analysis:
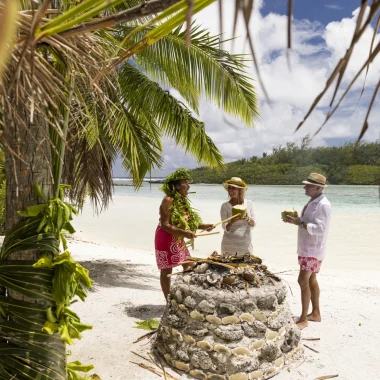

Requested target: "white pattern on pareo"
[
  {"left": 169, "top": 237, "right": 186, "bottom": 264},
  {"left": 220, "top": 199, "right": 256, "bottom": 256},
  {"left": 156, "top": 250, "right": 169, "bottom": 268}
]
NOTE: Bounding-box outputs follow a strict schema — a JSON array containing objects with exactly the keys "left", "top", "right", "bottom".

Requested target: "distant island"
[{"left": 190, "top": 138, "right": 380, "bottom": 185}]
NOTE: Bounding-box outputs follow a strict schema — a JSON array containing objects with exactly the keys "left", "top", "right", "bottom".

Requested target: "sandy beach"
[
  {"left": 2, "top": 185, "right": 378, "bottom": 380},
  {"left": 66, "top": 185, "right": 380, "bottom": 380},
  {"left": 68, "top": 236, "right": 380, "bottom": 380}
]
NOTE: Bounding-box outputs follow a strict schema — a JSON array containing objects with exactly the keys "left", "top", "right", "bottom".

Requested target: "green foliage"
[
  {"left": 160, "top": 168, "right": 193, "bottom": 196},
  {"left": 17, "top": 184, "right": 78, "bottom": 250},
  {"left": 159, "top": 168, "right": 202, "bottom": 248},
  {"left": 190, "top": 138, "right": 380, "bottom": 185},
  {"left": 0, "top": 180, "right": 5, "bottom": 233},
  {"left": 0, "top": 149, "right": 4, "bottom": 232},
  {"left": 170, "top": 191, "right": 202, "bottom": 234},
  {"left": 348, "top": 165, "right": 380, "bottom": 185},
  {"left": 134, "top": 318, "right": 160, "bottom": 331},
  {"left": 0, "top": 184, "right": 93, "bottom": 379},
  {"left": 34, "top": 251, "right": 93, "bottom": 345},
  {"left": 67, "top": 361, "right": 95, "bottom": 380}
]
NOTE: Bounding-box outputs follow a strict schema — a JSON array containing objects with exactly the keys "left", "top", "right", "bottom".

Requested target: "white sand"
[
  {"left": 3, "top": 187, "right": 379, "bottom": 379},
  {"left": 68, "top": 238, "right": 380, "bottom": 380}
]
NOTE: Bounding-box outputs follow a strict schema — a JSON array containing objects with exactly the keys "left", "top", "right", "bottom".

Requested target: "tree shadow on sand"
[
  {"left": 125, "top": 304, "right": 166, "bottom": 319},
  {"left": 79, "top": 259, "right": 159, "bottom": 291}
]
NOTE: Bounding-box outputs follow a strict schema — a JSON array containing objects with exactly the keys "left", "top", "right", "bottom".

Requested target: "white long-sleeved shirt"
[
  {"left": 220, "top": 199, "right": 256, "bottom": 256},
  {"left": 298, "top": 194, "right": 331, "bottom": 261}
]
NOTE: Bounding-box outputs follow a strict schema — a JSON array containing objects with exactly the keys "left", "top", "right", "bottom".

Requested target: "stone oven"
[{"left": 154, "top": 256, "right": 302, "bottom": 380}]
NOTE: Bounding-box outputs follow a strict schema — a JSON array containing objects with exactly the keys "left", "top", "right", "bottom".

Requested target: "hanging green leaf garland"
[{"left": 159, "top": 168, "right": 202, "bottom": 247}]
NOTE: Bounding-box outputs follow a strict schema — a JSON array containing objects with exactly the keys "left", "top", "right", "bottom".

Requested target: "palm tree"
[{"left": 0, "top": 0, "right": 258, "bottom": 378}]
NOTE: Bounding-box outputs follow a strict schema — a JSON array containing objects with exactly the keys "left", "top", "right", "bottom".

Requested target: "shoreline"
[{"left": 115, "top": 180, "right": 380, "bottom": 187}]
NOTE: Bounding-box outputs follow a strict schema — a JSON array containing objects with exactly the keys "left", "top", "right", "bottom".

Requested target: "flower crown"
[{"left": 160, "top": 168, "right": 192, "bottom": 196}]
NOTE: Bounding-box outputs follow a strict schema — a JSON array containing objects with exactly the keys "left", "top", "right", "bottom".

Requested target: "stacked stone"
[{"left": 154, "top": 265, "right": 302, "bottom": 380}]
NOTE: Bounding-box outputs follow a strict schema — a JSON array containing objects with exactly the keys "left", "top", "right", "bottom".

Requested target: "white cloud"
[
  {"left": 324, "top": 8, "right": 380, "bottom": 88},
  {"left": 153, "top": 3, "right": 380, "bottom": 174},
  {"left": 324, "top": 4, "right": 343, "bottom": 10}
]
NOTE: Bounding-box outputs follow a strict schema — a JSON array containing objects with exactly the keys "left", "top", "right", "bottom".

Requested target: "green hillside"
[{"left": 190, "top": 137, "right": 380, "bottom": 185}]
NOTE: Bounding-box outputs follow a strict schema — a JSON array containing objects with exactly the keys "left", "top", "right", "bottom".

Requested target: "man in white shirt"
[{"left": 284, "top": 173, "right": 331, "bottom": 329}]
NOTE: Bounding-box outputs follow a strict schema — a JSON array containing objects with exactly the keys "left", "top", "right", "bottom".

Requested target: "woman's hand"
[
  {"left": 242, "top": 215, "right": 255, "bottom": 226},
  {"left": 230, "top": 216, "right": 241, "bottom": 224},
  {"left": 183, "top": 230, "right": 197, "bottom": 239}
]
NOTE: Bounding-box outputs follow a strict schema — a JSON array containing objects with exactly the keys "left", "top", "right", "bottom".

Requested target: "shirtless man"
[{"left": 283, "top": 173, "right": 331, "bottom": 329}]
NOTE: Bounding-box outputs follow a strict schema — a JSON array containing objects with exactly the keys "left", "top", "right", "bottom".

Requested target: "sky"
[{"left": 113, "top": 0, "right": 380, "bottom": 177}]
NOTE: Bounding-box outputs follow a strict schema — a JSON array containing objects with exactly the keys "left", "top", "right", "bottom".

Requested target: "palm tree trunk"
[
  {"left": 4, "top": 99, "right": 53, "bottom": 266},
  {"left": 1, "top": 92, "right": 66, "bottom": 378},
  {"left": 4, "top": 105, "right": 53, "bottom": 232}
]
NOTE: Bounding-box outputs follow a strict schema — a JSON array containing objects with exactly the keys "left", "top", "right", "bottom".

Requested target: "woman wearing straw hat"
[
  {"left": 155, "top": 168, "right": 214, "bottom": 299},
  {"left": 220, "top": 177, "right": 256, "bottom": 256}
]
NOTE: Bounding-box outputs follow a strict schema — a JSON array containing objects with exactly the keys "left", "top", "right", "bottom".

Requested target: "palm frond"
[
  {"left": 119, "top": 62, "right": 224, "bottom": 171},
  {"left": 0, "top": 0, "right": 18, "bottom": 81},
  {"left": 109, "top": 104, "right": 163, "bottom": 188},
  {"left": 131, "top": 24, "right": 259, "bottom": 125},
  {"left": 62, "top": 132, "right": 115, "bottom": 212}
]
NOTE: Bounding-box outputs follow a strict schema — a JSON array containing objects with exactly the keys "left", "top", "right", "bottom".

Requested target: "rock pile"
[{"left": 154, "top": 259, "right": 302, "bottom": 380}]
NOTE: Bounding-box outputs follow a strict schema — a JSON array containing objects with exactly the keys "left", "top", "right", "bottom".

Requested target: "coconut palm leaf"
[
  {"left": 0, "top": 0, "right": 18, "bottom": 81},
  {"left": 119, "top": 62, "right": 224, "bottom": 171},
  {"left": 130, "top": 24, "right": 259, "bottom": 124},
  {"left": 0, "top": 265, "right": 66, "bottom": 380}
]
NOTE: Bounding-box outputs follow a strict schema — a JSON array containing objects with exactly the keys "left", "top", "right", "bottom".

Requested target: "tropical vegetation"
[
  {"left": 0, "top": 0, "right": 258, "bottom": 379},
  {"left": 190, "top": 138, "right": 380, "bottom": 185}
]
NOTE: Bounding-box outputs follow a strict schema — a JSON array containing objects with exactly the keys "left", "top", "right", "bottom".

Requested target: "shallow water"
[{"left": 74, "top": 183, "right": 380, "bottom": 271}]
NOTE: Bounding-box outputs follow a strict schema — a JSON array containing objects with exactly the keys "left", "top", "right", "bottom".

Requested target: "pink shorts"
[{"left": 298, "top": 256, "right": 322, "bottom": 274}]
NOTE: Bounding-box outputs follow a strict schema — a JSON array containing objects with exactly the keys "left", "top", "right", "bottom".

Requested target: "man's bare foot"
[
  {"left": 307, "top": 313, "right": 322, "bottom": 322},
  {"left": 296, "top": 319, "right": 308, "bottom": 330}
]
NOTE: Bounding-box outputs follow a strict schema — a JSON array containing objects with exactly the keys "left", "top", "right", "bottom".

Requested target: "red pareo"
[{"left": 155, "top": 226, "right": 189, "bottom": 270}]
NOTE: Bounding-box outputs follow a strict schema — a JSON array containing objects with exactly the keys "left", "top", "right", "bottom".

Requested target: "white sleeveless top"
[{"left": 220, "top": 199, "right": 256, "bottom": 256}]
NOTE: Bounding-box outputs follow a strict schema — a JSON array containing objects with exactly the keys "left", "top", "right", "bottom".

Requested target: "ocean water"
[
  {"left": 112, "top": 180, "right": 380, "bottom": 210},
  {"left": 74, "top": 183, "right": 380, "bottom": 271}
]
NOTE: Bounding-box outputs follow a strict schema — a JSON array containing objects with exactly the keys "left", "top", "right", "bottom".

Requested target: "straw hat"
[
  {"left": 302, "top": 173, "right": 327, "bottom": 188},
  {"left": 223, "top": 177, "right": 247, "bottom": 190}
]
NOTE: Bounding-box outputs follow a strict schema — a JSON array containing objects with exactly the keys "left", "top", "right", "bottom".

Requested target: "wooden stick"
[
  {"left": 154, "top": 355, "right": 168, "bottom": 380},
  {"left": 169, "top": 259, "right": 235, "bottom": 276},
  {"left": 131, "top": 352, "right": 178, "bottom": 380},
  {"left": 129, "top": 361, "right": 162, "bottom": 377},
  {"left": 303, "top": 344, "right": 319, "bottom": 353},
  {"left": 213, "top": 214, "right": 238, "bottom": 227},
  {"left": 303, "top": 337, "right": 320, "bottom": 341},
  {"left": 185, "top": 256, "right": 208, "bottom": 261},
  {"left": 133, "top": 330, "right": 157, "bottom": 343},
  {"left": 148, "top": 353, "right": 166, "bottom": 380},
  {"left": 314, "top": 375, "right": 339, "bottom": 380},
  {"left": 195, "top": 231, "right": 220, "bottom": 237},
  {"left": 193, "top": 259, "right": 236, "bottom": 270},
  {"left": 273, "top": 270, "right": 297, "bottom": 274},
  {"left": 131, "top": 351, "right": 155, "bottom": 365},
  {"left": 148, "top": 353, "right": 178, "bottom": 380}
]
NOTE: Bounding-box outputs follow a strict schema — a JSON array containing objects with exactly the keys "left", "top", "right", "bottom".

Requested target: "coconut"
[
  {"left": 281, "top": 208, "right": 298, "bottom": 220},
  {"left": 232, "top": 204, "right": 247, "bottom": 218}
]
